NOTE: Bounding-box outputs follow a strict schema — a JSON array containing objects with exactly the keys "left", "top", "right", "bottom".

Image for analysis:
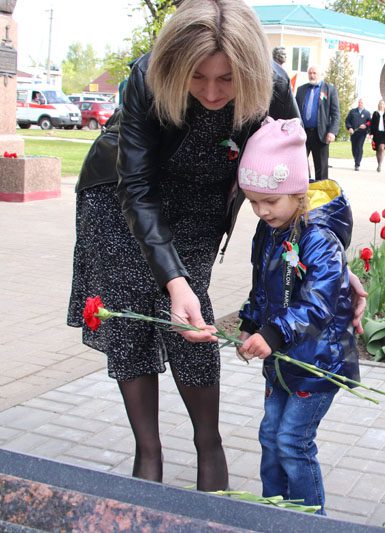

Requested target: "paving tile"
[
  {"left": 49, "top": 413, "right": 109, "bottom": 433},
  {"left": 32, "top": 423, "right": 91, "bottom": 443},
  {"left": 0, "top": 427, "right": 21, "bottom": 441},
  {"left": 317, "top": 442, "right": 351, "bottom": 466},
  {"left": 2, "top": 432, "right": 51, "bottom": 453},
  {"left": 323, "top": 467, "right": 362, "bottom": 495},
  {"left": 30, "top": 438, "right": 74, "bottom": 458},
  {"left": 54, "top": 455, "right": 114, "bottom": 472},
  {"left": 0, "top": 406, "right": 57, "bottom": 430},
  {"left": 24, "top": 398, "right": 75, "bottom": 413},
  {"left": 326, "top": 510, "right": 366, "bottom": 525},
  {"left": 63, "top": 444, "right": 127, "bottom": 466},
  {"left": 326, "top": 493, "right": 377, "bottom": 517},
  {"left": 228, "top": 451, "right": 259, "bottom": 478},
  {"left": 85, "top": 426, "right": 135, "bottom": 454},
  {"left": 356, "top": 428, "right": 385, "bottom": 449},
  {"left": 349, "top": 473, "right": 385, "bottom": 502},
  {"left": 368, "top": 503, "right": 385, "bottom": 527}
]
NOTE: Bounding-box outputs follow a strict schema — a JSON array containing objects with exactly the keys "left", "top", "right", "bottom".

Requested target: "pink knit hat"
[{"left": 238, "top": 117, "right": 309, "bottom": 194}]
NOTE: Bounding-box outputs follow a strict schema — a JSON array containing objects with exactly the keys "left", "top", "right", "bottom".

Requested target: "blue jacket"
[{"left": 239, "top": 180, "right": 360, "bottom": 392}]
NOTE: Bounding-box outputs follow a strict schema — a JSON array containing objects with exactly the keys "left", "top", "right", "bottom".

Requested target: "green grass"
[
  {"left": 330, "top": 140, "right": 374, "bottom": 159},
  {"left": 22, "top": 132, "right": 376, "bottom": 179},
  {"left": 24, "top": 139, "right": 91, "bottom": 176},
  {"left": 19, "top": 128, "right": 99, "bottom": 141}
]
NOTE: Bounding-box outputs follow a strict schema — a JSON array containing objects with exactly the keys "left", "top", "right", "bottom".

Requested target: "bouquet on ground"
[{"left": 83, "top": 296, "right": 385, "bottom": 404}]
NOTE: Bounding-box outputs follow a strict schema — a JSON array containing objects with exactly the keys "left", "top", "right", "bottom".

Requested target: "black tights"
[{"left": 118, "top": 368, "right": 228, "bottom": 491}]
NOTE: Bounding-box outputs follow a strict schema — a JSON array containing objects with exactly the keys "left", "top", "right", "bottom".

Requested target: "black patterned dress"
[{"left": 67, "top": 99, "right": 240, "bottom": 386}]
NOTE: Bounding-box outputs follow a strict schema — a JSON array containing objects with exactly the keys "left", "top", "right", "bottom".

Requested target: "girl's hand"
[
  {"left": 238, "top": 333, "right": 272, "bottom": 360},
  {"left": 348, "top": 269, "right": 368, "bottom": 334},
  {"left": 236, "top": 331, "right": 251, "bottom": 362},
  {"left": 166, "top": 277, "right": 217, "bottom": 343}
]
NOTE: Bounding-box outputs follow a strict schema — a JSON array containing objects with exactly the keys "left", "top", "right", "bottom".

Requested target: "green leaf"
[
  {"left": 374, "top": 346, "right": 385, "bottom": 362},
  {"left": 363, "top": 318, "right": 385, "bottom": 356}
]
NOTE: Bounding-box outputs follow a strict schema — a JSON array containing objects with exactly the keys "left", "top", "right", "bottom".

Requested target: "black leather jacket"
[{"left": 115, "top": 53, "right": 299, "bottom": 291}]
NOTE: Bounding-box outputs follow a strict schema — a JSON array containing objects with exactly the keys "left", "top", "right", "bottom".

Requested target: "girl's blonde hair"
[
  {"left": 147, "top": 0, "right": 273, "bottom": 129},
  {"left": 291, "top": 193, "right": 309, "bottom": 228}
]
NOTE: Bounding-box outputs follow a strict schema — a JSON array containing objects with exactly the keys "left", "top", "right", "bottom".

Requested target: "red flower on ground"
[
  {"left": 360, "top": 247, "right": 373, "bottom": 272},
  {"left": 369, "top": 211, "right": 381, "bottom": 224},
  {"left": 382, "top": 209, "right": 385, "bottom": 219},
  {"left": 83, "top": 295, "right": 104, "bottom": 331},
  {"left": 381, "top": 226, "right": 385, "bottom": 240},
  {"left": 3, "top": 151, "right": 17, "bottom": 158}
]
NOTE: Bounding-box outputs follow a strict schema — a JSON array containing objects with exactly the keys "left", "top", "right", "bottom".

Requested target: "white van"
[{"left": 16, "top": 85, "right": 82, "bottom": 130}]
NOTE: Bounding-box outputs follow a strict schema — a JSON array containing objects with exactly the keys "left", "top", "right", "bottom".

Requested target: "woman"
[
  {"left": 370, "top": 99, "right": 385, "bottom": 172},
  {"left": 68, "top": 0, "right": 364, "bottom": 491}
]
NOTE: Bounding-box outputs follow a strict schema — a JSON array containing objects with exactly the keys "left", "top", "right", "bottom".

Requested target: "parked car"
[
  {"left": 16, "top": 85, "right": 81, "bottom": 130},
  {"left": 68, "top": 93, "right": 109, "bottom": 105},
  {"left": 77, "top": 101, "right": 116, "bottom": 129}
]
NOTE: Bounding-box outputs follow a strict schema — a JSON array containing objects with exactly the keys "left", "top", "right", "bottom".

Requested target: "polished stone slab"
[{"left": 0, "top": 449, "right": 383, "bottom": 533}]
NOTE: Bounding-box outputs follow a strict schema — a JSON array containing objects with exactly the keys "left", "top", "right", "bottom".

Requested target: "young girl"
[{"left": 237, "top": 117, "right": 360, "bottom": 514}]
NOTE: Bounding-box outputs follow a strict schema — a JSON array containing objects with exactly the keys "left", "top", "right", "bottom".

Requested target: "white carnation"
[{"left": 273, "top": 164, "right": 289, "bottom": 182}]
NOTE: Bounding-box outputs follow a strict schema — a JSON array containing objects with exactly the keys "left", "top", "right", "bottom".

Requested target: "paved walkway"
[{"left": 1, "top": 155, "right": 385, "bottom": 527}]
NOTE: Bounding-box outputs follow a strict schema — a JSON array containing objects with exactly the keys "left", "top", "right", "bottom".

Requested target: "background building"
[{"left": 253, "top": 4, "right": 385, "bottom": 111}]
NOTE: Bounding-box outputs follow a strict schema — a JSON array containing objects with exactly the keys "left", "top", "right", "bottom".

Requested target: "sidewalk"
[{"left": 1, "top": 156, "right": 385, "bottom": 527}]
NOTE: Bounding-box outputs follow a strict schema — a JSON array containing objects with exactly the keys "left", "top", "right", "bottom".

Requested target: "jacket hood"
[{"left": 307, "top": 179, "right": 352, "bottom": 249}]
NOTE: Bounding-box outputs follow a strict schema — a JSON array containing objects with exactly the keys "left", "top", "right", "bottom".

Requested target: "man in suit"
[
  {"left": 296, "top": 64, "right": 340, "bottom": 180},
  {"left": 345, "top": 98, "right": 371, "bottom": 171}
]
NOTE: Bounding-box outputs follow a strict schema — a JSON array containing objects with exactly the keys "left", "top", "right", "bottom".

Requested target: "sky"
[{"left": 13, "top": 0, "right": 325, "bottom": 70}]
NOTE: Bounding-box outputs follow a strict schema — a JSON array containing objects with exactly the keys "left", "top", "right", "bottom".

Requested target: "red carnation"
[
  {"left": 83, "top": 295, "right": 104, "bottom": 331},
  {"left": 381, "top": 226, "right": 385, "bottom": 240},
  {"left": 371, "top": 141, "right": 377, "bottom": 151},
  {"left": 369, "top": 211, "right": 381, "bottom": 223},
  {"left": 360, "top": 247, "right": 373, "bottom": 272},
  {"left": 382, "top": 210, "right": 385, "bottom": 219}
]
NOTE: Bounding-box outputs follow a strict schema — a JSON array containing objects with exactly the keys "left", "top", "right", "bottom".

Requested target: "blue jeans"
[{"left": 259, "top": 381, "right": 336, "bottom": 514}]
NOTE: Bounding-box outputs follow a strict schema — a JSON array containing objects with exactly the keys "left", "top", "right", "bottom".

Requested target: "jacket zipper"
[{"left": 261, "top": 229, "right": 277, "bottom": 322}]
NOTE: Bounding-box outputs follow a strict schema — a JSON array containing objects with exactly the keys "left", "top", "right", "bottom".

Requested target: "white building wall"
[{"left": 322, "top": 33, "right": 385, "bottom": 112}]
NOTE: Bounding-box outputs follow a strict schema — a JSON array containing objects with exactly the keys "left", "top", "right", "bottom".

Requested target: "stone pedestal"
[
  {"left": 0, "top": 155, "right": 61, "bottom": 201},
  {"left": 0, "top": 12, "right": 23, "bottom": 152},
  {"left": 0, "top": 6, "right": 62, "bottom": 202}
]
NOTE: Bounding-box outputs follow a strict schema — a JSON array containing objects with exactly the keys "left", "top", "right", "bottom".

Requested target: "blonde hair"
[
  {"left": 291, "top": 193, "right": 309, "bottom": 227},
  {"left": 147, "top": 0, "right": 273, "bottom": 129}
]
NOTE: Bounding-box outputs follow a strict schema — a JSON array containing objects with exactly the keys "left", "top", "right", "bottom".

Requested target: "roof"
[
  {"left": 253, "top": 4, "right": 385, "bottom": 40},
  {"left": 83, "top": 71, "right": 118, "bottom": 94},
  {"left": 17, "top": 70, "right": 33, "bottom": 78}
]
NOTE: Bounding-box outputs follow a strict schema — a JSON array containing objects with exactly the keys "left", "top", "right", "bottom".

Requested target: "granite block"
[{"left": 1, "top": 449, "right": 384, "bottom": 533}]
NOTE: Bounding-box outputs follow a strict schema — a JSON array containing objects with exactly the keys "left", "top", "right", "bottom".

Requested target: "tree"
[
  {"left": 62, "top": 43, "right": 103, "bottom": 94},
  {"left": 328, "top": 0, "right": 385, "bottom": 24},
  {"left": 105, "top": 0, "right": 179, "bottom": 84},
  {"left": 324, "top": 51, "right": 356, "bottom": 140}
]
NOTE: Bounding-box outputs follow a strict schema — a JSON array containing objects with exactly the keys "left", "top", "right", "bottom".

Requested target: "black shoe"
[
  {"left": 354, "top": 166, "right": 359, "bottom": 171},
  {"left": 377, "top": 165, "right": 382, "bottom": 172}
]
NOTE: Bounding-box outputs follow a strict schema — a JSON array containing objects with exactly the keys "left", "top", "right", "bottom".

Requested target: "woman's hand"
[
  {"left": 166, "top": 277, "right": 218, "bottom": 343},
  {"left": 348, "top": 269, "right": 367, "bottom": 334},
  {"left": 237, "top": 332, "right": 272, "bottom": 360}
]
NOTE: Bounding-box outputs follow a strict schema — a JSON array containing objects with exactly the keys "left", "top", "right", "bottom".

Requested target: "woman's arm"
[
  {"left": 348, "top": 269, "right": 367, "bottom": 334},
  {"left": 116, "top": 55, "right": 189, "bottom": 291}
]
